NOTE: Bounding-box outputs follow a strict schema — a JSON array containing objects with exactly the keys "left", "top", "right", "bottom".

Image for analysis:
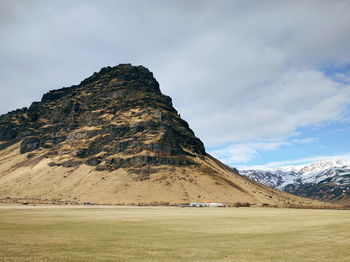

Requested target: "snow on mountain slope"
[{"left": 239, "top": 159, "right": 350, "bottom": 206}]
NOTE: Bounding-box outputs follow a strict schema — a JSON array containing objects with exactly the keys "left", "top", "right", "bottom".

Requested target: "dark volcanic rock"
[
  {"left": 0, "top": 64, "right": 206, "bottom": 171},
  {"left": 20, "top": 137, "right": 42, "bottom": 153}
]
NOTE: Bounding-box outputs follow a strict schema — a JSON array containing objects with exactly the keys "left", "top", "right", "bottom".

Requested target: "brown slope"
[
  {"left": 0, "top": 142, "right": 334, "bottom": 207},
  {"left": 0, "top": 64, "right": 336, "bottom": 207}
]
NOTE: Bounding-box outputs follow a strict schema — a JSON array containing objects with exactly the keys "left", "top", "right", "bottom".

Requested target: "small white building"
[
  {"left": 206, "top": 202, "right": 225, "bottom": 207},
  {"left": 189, "top": 202, "right": 225, "bottom": 207}
]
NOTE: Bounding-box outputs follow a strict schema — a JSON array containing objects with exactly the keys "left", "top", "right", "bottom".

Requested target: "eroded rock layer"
[
  {"left": 0, "top": 64, "right": 205, "bottom": 172},
  {"left": 0, "top": 64, "right": 338, "bottom": 207}
]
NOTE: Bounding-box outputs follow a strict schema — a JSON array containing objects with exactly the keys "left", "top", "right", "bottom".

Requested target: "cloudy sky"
[{"left": 1, "top": 0, "right": 350, "bottom": 168}]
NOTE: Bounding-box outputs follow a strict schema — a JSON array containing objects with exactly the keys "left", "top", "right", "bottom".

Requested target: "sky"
[{"left": 1, "top": 0, "right": 350, "bottom": 169}]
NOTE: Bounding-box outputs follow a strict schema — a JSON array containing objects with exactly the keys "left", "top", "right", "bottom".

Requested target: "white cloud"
[
  {"left": 1, "top": 0, "right": 350, "bottom": 165},
  {"left": 210, "top": 136, "right": 318, "bottom": 165},
  {"left": 240, "top": 153, "right": 350, "bottom": 170},
  {"left": 177, "top": 68, "right": 350, "bottom": 146},
  {"left": 334, "top": 73, "right": 350, "bottom": 84},
  {"left": 290, "top": 137, "right": 318, "bottom": 144},
  {"left": 211, "top": 140, "right": 289, "bottom": 164}
]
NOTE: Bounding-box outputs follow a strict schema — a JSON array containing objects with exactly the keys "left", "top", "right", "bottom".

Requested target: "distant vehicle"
[{"left": 83, "top": 202, "right": 94, "bottom": 205}]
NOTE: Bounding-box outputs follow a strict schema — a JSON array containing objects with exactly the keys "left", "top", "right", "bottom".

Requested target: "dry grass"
[
  {"left": 0, "top": 206, "right": 349, "bottom": 262},
  {"left": 0, "top": 143, "right": 339, "bottom": 208}
]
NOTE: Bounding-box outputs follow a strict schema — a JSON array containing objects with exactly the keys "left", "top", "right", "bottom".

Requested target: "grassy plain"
[{"left": 0, "top": 206, "right": 349, "bottom": 262}]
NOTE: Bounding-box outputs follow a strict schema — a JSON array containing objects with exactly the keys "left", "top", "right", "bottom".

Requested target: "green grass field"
[{"left": 0, "top": 206, "right": 349, "bottom": 262}]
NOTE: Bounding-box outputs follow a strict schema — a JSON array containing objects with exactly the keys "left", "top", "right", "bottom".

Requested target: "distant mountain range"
[{"left": 239, "top": 159, "right": 350, "bottom": 206}]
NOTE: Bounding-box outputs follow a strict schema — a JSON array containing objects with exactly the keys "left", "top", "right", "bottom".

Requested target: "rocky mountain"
[
  {"left": 0, "top": 65, "right": 204, "bottom": 172},
  {"left": 240, "top": 159, "right": 350, "bottom": 206},
  {"left": 0, "top": 64, "right": 335, "bottom": 207}
]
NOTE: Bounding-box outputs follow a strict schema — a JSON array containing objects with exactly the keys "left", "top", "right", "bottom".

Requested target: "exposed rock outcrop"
[
  {"left": 0, "top": 64, "right": 205, "bottom": 172},
  {"left": 0, "top": 64, "right": 338, "bottom": 207}
]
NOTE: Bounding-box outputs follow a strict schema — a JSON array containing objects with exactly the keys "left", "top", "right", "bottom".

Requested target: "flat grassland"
[{"left": 0, "top": 206, "right": 349, "bottom": 262}]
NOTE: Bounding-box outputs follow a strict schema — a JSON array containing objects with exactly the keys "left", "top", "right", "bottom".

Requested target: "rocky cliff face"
[
  {"left": 0, "top": 64, "right": 337, "bottom": 207},
  {"left": 0, "top": 64, "right": 205, "bottom": 173}
]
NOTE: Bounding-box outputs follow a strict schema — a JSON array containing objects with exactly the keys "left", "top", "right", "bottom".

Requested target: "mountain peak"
[
  {"left": 1, "top": 64, "right": 204, "bottom": 172},
  {"left": 0, "top": 65, "right": 337, "bottom": 207},
  {"left": 297, "top": 159, "right": 348, "bottom": 174},
  {"left": 79, "top": 64, "right": 160, "bottom": 91},
  {"left": 41, "top": 64, "right": 160, "bottom": 104}
]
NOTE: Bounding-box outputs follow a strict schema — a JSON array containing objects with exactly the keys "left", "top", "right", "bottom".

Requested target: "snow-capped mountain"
[{"left": 239, "top": 159, "right": 350, "bottom": 206}]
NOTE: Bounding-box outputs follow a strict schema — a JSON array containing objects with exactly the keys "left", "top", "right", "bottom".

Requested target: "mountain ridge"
[
  {"left": 240, "top": 159, "right": 350, "bottom": 206},
  {"left": 0, "top": 64, "right": 338, "bottom": 208}
]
